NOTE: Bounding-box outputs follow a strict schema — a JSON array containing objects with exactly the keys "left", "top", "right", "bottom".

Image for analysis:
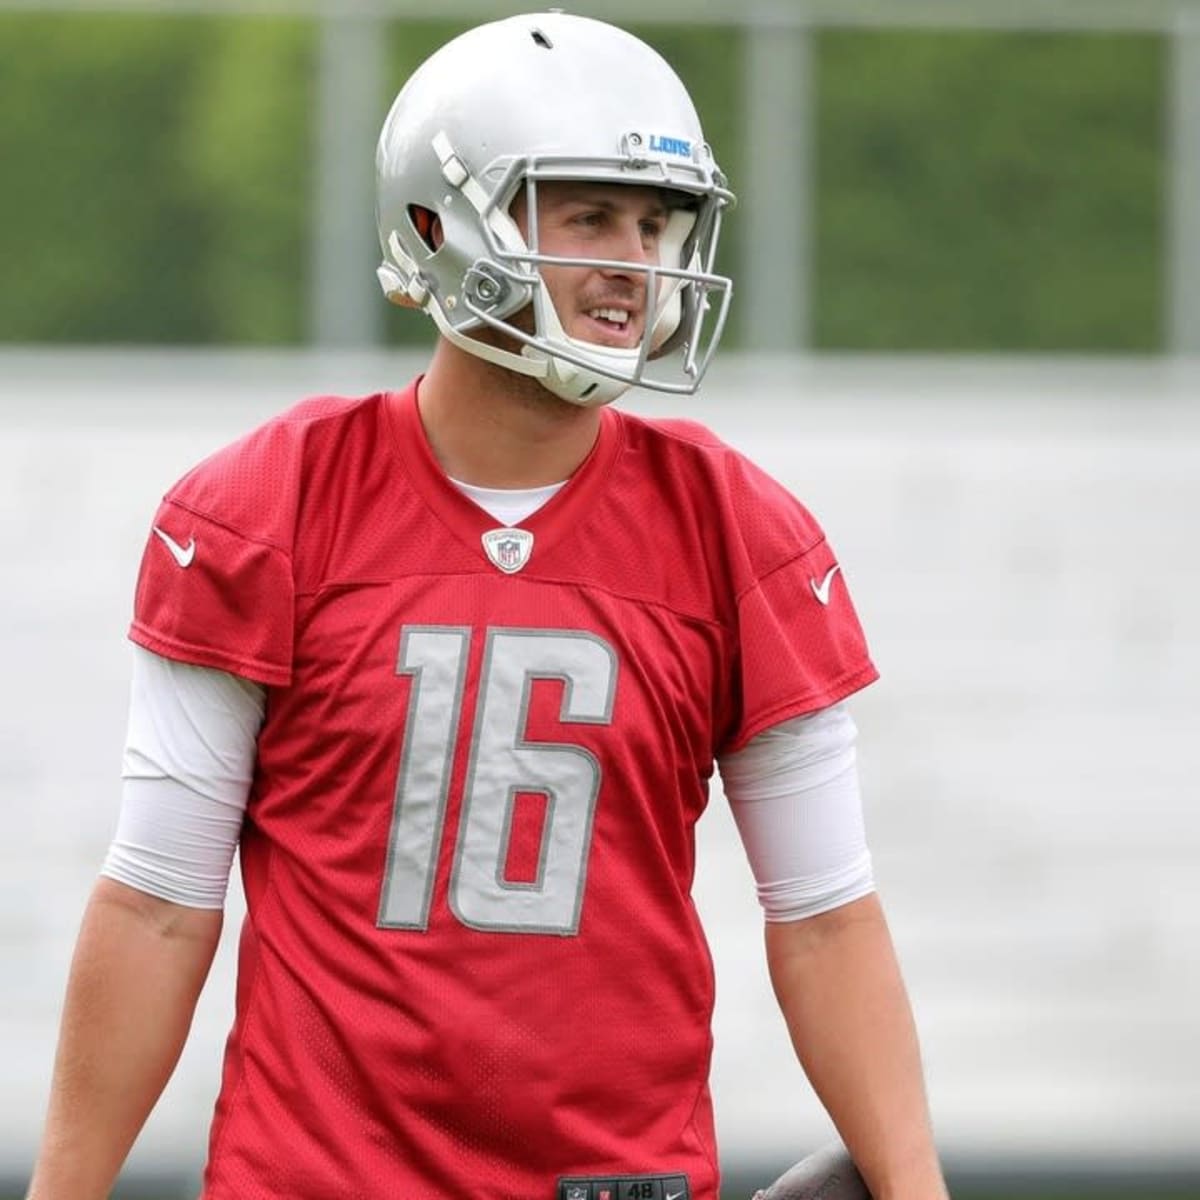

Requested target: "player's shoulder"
[
  {"left": 616, "top": 411, "right": 753, "bottom": 488},
  {"left": 622, "top": 412, "right": 729, "bottom": 452},
  {"left": 617, "top": 410, "right": 826, "bottom": 561},
  {"left": 165, "top": 392, "right": 386, "bottom": 525},
  {"left": 271, "top": 391, "right": 375, "bottom": 429},
  {"left": 181, "top": 391, "right": 380, "bottom": 483}
]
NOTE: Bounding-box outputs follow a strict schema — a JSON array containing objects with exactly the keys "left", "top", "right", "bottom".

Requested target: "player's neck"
[{"left": 414, "top": 340, "right": 603, "bottom": 489}]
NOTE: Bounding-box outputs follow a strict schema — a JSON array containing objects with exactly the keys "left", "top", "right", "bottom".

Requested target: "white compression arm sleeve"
[
  {"left": 104, "top": 659, "right": 873, "bottom": 918},
  {"left": 101, "top": 646, "right": 266, "bottom": 908},
  {"left": 718, "top": 703, "right": 875, "bottom": 922}
]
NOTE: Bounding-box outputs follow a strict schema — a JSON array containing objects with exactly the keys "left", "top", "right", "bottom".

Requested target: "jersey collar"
[{"left": 383, "top": 379, "right": 623, "bottom": 572}]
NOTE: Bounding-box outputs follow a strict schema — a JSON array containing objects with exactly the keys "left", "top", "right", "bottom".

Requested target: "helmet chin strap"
[
  {"left": 530, "top": 348, "right": 635, "bottom": 408},
  {"left": 392, "top": 239, "right": 688, "bottom": 408},
  {"left": 421, "top": 291, "right": 631, "bottom": 407},
  {"left": 521, "top": 284, "right": 643, "bottom": 406}
]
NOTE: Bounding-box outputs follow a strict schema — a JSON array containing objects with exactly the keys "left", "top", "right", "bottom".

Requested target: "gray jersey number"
[{"left": 378, "top": 627, "right": 618, "bottom": 935}]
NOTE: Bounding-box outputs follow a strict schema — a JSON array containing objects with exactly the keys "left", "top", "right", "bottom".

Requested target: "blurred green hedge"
[{"left": 0, "top": 14, "right": 1165, "bottom": 350}]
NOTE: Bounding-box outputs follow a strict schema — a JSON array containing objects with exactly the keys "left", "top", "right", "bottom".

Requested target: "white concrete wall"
[{"left": 2, "top": 350, "right": 1197, "bottom": 1182}]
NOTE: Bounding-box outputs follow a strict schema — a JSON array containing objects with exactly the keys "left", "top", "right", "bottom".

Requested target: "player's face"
[{"left": 511, "top": 181, "right": 669, "bottom": 350}]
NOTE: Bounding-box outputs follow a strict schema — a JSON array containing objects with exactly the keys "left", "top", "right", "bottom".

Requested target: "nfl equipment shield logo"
[{"left": 481, "top": 527, "right": 534, "bottom": 574}]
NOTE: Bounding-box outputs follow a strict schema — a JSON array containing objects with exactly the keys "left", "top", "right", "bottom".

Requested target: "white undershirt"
[
  {"left": 450, "top": 476, "right": 566, "bottom": 527},
  {"left": 103, "top": 481, "right": 874, "bottom": 920}
]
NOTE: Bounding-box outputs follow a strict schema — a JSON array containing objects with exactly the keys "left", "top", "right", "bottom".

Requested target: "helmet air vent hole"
[{"left": 530, "top": 29, "right": 553, "bottom": 50}]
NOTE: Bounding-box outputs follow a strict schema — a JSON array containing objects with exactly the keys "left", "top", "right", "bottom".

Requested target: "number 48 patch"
[{"left": 557, "top": 1174, "right": 690, "bottom": 1200}]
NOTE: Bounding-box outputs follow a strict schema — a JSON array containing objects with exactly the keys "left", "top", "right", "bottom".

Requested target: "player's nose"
[{"left": 601, "top": 218, "right": 656, "bottom": 269}]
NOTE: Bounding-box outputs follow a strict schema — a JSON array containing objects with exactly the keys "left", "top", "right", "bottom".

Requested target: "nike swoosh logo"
[
  {"left": 153, "top": 525, "right": 196, "bottom": 568},
  {"left": 810, "top": 563, "right": 841, "bottom": 605},
  {"left": 666, "top": 1193, "right": 684, "bottom": 1200}
]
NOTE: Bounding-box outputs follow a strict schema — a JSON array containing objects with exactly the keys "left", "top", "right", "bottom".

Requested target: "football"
[{"left": 752, "top": 1142, "right": 871, "bottom": 1200}]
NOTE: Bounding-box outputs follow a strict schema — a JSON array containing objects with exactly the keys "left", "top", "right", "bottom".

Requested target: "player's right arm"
[
  {"left": 28, "top": 648, "right": 264, "bottom": 1199},
  {"left": 25, "top": 880, "right": 222, "bottom": 1200}
]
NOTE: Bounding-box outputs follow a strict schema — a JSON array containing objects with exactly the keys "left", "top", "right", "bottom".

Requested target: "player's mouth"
[{"left": 580, "top": 305, "right": 640, "bottom": 347}]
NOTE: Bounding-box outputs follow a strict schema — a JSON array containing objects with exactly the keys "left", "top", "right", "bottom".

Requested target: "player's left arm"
[
  {"left": 720, "top": 707, "right": 947, "bottom": 1200},
  {"left": 764, "top": 896, "right": 948, "bottom": 1200}
]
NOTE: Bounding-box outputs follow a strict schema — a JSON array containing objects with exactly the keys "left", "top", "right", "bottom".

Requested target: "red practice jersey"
[{"left": 129, "top": 382, "right": 878, "bottom": 1200}]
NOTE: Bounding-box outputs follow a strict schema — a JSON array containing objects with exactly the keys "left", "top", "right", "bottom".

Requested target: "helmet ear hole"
[{"left": 407, "top": 205, "right": 442, "bottom": 251}]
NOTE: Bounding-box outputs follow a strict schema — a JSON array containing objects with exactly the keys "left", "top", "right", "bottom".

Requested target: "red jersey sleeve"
[
  {"left": 719, "top": 451, "right": 879, "bottom": 752},
  {"left": 127, "top": 409, "right": 312, "bottom": 687},
  {"left": 130, "top": 499, "right": 294, "bottom": 686}
]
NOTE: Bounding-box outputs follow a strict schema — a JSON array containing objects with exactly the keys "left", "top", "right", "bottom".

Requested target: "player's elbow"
[{"left": 89, "top": 875, "right": 223, "bottom": 945}]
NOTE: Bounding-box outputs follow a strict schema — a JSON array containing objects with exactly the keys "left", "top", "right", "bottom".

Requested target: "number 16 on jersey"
[{"left": 378, "top": 626, "right": 619, "bottom": 936}]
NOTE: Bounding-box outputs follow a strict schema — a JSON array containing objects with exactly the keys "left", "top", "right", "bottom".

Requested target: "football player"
[{"left": 27, "top": 13, "right": 948, "bottom": 1200}]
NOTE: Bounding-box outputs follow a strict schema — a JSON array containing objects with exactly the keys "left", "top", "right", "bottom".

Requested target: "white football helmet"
[{"left": 375, "top": 11, "right": 735, "bottom": 407}]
